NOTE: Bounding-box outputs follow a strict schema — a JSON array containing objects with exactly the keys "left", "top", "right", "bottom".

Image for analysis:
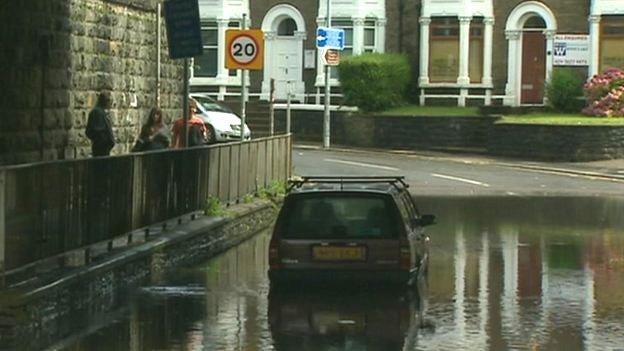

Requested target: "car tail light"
[
  {"left": 399, "top": 246, "right": 411, "bottom": 271},
  {"left": 269, "top": 237, "right": 281, "bottom": 270}
]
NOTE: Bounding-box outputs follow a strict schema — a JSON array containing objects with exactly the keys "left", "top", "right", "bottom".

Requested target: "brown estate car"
[{"left": 269, "top": 176, "right": 436, "bottom": 286}]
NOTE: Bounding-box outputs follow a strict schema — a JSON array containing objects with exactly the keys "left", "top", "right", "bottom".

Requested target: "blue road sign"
[
  {"left": 316, "top": 27, "right": 346, "bottom": 50},
  {"left": 164, "top": 0, "right": 203, "bottom": 59}
]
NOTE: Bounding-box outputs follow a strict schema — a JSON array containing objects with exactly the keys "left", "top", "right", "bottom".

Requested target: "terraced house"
[{"left": 191, "top": 0, "right": 624, "bottom": 107}]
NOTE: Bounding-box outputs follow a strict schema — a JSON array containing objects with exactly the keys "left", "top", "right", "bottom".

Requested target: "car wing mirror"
[{"left": 414, "top": 214, "right": 436, "bottom": 227}]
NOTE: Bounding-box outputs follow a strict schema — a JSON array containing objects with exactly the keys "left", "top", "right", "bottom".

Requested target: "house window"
[
  {"left": 278, "top": 18, "right": 297, "bottom": 36},
  {"left": 364, "top": 19, "right": 376, "bottom": 53},
  {"left": 194, "top": 21, "right": 218, "bottom": 78},
  {"left": 600, "top": 16, "right": 624, "bottom": 72},
  {"left": 430, "top": 17, "right": 459, "bottom": 82},
  {"left": 469, "top": 18, "right": 484, "bottom": 83},
  {"left": 331, "top": 19, "right": 353, "bottom": 78}
]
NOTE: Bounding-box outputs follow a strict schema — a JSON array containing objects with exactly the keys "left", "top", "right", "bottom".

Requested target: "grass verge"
[
  {"left": 498, "top": 114, "right": 624, "bottom": 125},
  {"left": 379, "top": 105, "right": 480, "bottom": 117}
]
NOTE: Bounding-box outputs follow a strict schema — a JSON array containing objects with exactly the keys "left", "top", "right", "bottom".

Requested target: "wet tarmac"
[{"left": 57, "top": 196, "right": 624, "bottom": 351}]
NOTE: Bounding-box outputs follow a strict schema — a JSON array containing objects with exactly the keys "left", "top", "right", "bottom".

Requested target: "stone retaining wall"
[
  {"left": 0, "top": 0, "right": 183, "bottom": 165},
  {"left": 276, "top": 110, "right": 624, "bottom": 161},
  {"left": 275, "top": 110, "right": 495, "bottom": 150},
  {"left": 487, "top": 124, "right": 624, "bottom": 161},
  {"left": 0, "top": 200, "right": 277, "bottom": 350}
]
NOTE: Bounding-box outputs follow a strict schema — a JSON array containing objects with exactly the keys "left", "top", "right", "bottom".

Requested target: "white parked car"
[{"left": 190, "top": 93, "right": 252, "bottom": 143}]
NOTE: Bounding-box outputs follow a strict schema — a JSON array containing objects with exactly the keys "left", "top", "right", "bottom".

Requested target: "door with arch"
[
  {"left": 521, "top": 16, "right": 547, "bottom": 104},
  {"left": 273, "top": 18, "right": 303, "bottom": 100}
]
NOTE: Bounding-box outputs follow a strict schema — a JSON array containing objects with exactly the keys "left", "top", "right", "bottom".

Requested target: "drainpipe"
[
  {"left": 398, "top": 0, "right": 405, "bottom": 53},
  {"left": 157, "top": 2, "right": 162, "bottom": 107}
]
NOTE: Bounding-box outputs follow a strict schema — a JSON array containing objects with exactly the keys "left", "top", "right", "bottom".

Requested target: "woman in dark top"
[{"left": 133, "top": 108, "right": 170, "bottom": 152}]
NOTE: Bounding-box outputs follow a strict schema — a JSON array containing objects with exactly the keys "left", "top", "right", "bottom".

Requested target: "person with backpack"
[{"left": 171, "top": 99, "right": 207, "bottom": 148}]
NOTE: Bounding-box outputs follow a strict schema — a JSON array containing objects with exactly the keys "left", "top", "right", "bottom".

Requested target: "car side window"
[
  {"left": 395, "top": 195, "right": 411, "bottom": 225},
  {"left": 400, "top": 191, "right": 420, "bottom": 219}
]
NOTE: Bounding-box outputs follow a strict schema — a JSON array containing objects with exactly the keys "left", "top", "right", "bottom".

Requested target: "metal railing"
[{"left": 0, "top": 135, "right": 291, "bottom": 273}]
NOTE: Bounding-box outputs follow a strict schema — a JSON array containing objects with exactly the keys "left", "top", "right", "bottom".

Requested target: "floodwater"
[{"left": 57, "top": 196, "right": 624, "bottom": 351}]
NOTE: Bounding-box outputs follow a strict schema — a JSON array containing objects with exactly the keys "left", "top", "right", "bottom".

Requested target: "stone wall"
[
  {"left": 0, "top": 0, "right": 183, "bottom": 165},
  {"left": 276, "top": 110, "right": 494, "bottom": 150},
  {"left": 488, "top": 124, "right": 624, "bottom": 161}
]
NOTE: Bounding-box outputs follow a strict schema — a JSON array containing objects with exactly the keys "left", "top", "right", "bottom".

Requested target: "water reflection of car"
[
  {"left": 268, "top": 176, "right": 436, "bottom": 287},
  {"left": 189, "top": 93, "right": 251, "bottom": 143},
  {"left": 268, "top": 287, "right": 418, "bottom": 350}
]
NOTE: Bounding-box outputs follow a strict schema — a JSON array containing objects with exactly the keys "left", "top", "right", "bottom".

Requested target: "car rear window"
[{"left": 280, "top": 193, "right": 400, "bottom": 239}]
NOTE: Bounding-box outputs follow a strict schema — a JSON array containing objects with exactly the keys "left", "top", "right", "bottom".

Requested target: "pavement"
[{"left": 293, "top": 143, "right": 624, "bottom": 182}]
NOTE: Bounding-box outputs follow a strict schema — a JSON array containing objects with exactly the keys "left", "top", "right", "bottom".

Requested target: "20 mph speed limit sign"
[{"left": 226, "top": 29, "right": 264, "bottom": 70}]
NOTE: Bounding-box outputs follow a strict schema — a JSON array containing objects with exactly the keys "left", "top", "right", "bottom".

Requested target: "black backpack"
[{"left": 188, "top": 124, "right": 206, "bottom": 147}]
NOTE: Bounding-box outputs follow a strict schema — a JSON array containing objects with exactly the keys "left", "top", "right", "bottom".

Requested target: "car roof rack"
[{"left": 288, "top": 176, "right": 408, "bottom": 192}]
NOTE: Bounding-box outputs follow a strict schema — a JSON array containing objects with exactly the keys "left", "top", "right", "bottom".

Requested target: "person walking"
[
  {"left": 86, "top": 91, "right": 115, "bottom": 156},
  {"left": 171, "top": 99, "right": 207, "bottom": 148},
  {"left": 132, "top": 107, "right": 170, "bottom": 152}
]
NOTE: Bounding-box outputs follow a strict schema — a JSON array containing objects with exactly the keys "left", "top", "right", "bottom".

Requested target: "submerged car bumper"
[{"left": 269, "top": 269, "right": 410, "bottom": 286}]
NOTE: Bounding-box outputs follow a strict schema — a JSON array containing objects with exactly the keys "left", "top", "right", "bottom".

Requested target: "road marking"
[
  {"left": 323, "top": 158, "right": 400, "bottom": 171},
  {"left": 431, "top": 173, "right": 490, "bottom": 187}
]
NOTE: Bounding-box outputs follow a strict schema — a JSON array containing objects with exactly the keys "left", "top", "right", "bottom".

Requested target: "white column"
[
  {"left": 454, "top": 227, "right": 466, "bottom": 339},
  {"left": 216, "top": 19, "right": 229, "bottom": 81},
  {"left": 352, "top": 17, "right": 365, "bottom": 55},
  {"left": 544, "top": 29, "right": 556, "bottom": 87},
  {"left": 588, "top": 15, "right": 601, "bottom": 77},
  {"left": 216, "top": 19, "right": 229, "bottom": 100},
  {"left": 457, "top": 16, "right": 471, "bottom": 85},
  {"left": 418, "top": 17, "right": 431, "bottom": 85},
  {"left": 315, "top": 18, "right": 326, "bottom": 87},
  {"left": 261, "top": 31, "right": 276, "bottom": 100},
  {"left": 482, "top": 17, "right": 494, "bottom": 86},
  {"left": 376, "top": 18, "right": 387, "bottom": 53},
  {"left": 505, "top": 30, "right": 521, "bottom": 106}
]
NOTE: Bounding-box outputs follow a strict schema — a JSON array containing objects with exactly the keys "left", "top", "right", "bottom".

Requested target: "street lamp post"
[{"left": 323, "top": 0, "right": 331, "bottom": 149}]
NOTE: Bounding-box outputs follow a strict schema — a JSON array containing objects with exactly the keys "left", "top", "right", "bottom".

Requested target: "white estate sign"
[{"left": 553, "top": 34, "right": 590, "bottom": 66}]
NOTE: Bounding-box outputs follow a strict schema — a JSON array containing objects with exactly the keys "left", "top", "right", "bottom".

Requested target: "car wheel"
[{"left": 206, "top": 124, "right": 216, "bottom": 144}]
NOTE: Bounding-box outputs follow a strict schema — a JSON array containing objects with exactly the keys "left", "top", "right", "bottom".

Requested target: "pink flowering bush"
[{"left": 583, "top": 68, "right": 624, "bottom": 117}]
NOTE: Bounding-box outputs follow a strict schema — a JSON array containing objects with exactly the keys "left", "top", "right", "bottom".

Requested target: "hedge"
[{"left": 337, "top": 53, "right": 411, "bottom": 112}]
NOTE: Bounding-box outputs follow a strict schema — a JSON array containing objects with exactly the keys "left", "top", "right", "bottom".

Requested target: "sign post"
[
  {"left": 316, "top": 18, "right": 345, "bottom": 149},
  {"left": 226, "top": 26, "right": 264, "bottom": 142},
  {"left": 163, "top": 0, "right": 203, "bottom": 147}
]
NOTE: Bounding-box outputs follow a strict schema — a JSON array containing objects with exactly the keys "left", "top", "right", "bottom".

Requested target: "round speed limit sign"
[{"left": 225, "top": 29, "right": 264, "bottom": 70}]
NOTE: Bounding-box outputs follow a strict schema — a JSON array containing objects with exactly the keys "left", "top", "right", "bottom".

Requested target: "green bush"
[
  {"left": 337, "top": 53, "right": 411, "bottom": 112},
  {"left": 546, "top": 68, "right": 585, "bottom": 113}
]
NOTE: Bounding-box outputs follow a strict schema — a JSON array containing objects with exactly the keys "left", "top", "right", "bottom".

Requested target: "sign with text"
[
  {"left": 553, "top": 34, "right": 590, "bottom": 66},
  {"left": 225, "top": 29, "right": 264, "bottom": 70},
  {"left": 316, "top": 27, "right": 345, "bottom": 50},
  {"left": 163, "top": 0, "right": 203, "bottom": 59}
]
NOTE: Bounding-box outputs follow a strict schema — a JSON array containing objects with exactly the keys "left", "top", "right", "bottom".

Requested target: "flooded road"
[{"left": 57, "top": 196, "right": 624, "bottom": 351}]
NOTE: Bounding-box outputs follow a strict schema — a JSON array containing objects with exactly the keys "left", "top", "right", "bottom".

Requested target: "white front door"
[{"left": 272, "top": 38, "right": 303, "bottom": 100}]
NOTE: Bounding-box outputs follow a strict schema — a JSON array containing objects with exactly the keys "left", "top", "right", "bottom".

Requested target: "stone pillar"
[
  {"left": 505, "top": 30, "right": 521, "bottom": 106},
  {"left": 419, "top": 17, "right": 431, "bottom": 86},
  {"left": 457, "top": 16, "right": 472, "bottom": 85},
  {"left": 352, "top": 17, "right": 364, "bottom": 55},
  {"left": 482, "top": 17, "right": 494, "bottom": 86},
  {"left": 589, "top": 15, "right": 601, "bottom": 78},
  {"left": 376, "top": 18, "right": 387, "bottom": 53}
]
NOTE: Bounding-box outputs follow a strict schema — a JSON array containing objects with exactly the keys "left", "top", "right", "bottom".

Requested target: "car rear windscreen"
[{"left": 281, "top": 193, "right": 400, "bottom": 239}]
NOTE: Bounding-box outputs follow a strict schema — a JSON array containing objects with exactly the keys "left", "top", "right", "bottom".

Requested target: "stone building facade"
[{"left": 0, "top": 0, "right": 184, "bottom": 165}]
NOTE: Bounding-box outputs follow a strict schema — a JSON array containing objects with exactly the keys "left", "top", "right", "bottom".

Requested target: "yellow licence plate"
[{"left": 312, "top": 246, "right": 366, "bottom": 261}]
